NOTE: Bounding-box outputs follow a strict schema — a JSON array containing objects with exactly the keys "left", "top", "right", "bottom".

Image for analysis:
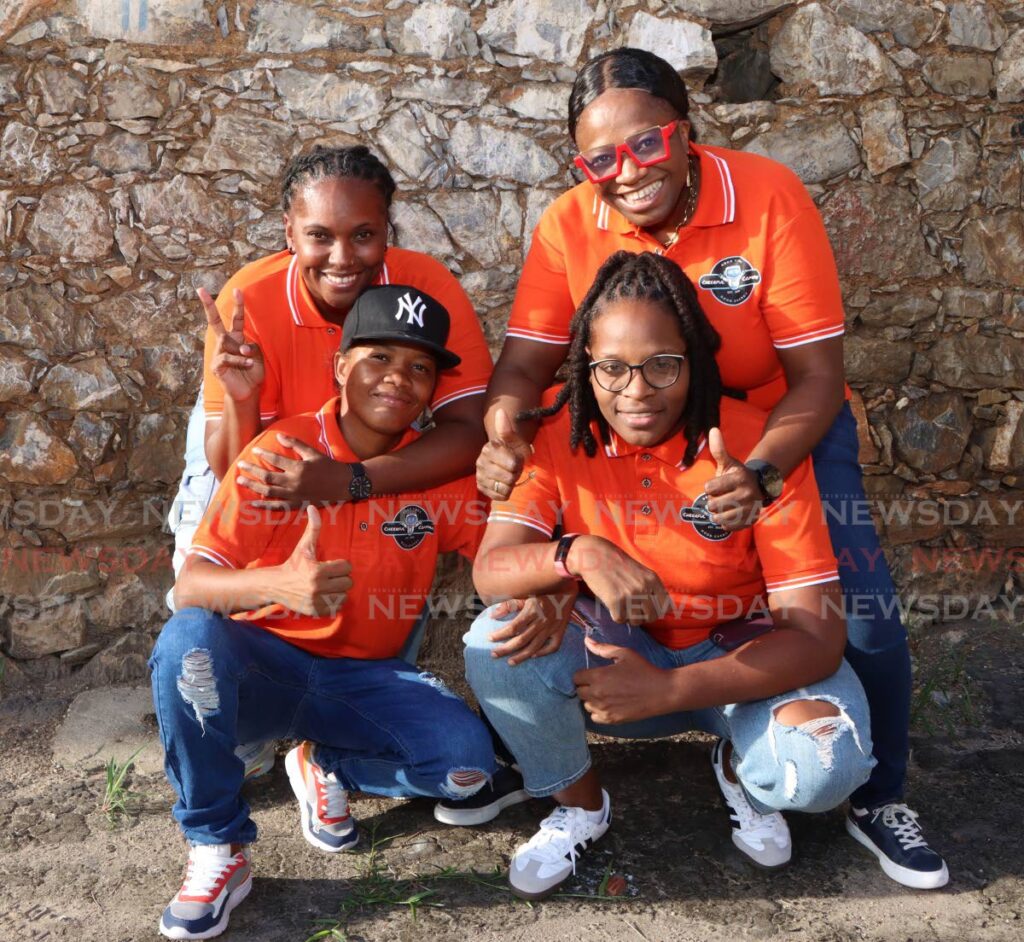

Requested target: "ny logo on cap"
[{"left": 395, "top": 291, "right": 427, "bottom": 328}]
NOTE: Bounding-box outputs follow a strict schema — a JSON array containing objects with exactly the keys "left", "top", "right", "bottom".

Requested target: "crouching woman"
[
  {"left": 464, "top": 251, "right": 875, "bottom": 900},
  {"left": 150, "top": 286, "right": 495, "bottom": 941}
]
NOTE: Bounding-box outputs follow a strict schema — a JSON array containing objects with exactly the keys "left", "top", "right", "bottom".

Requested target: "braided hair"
[
  {"left": 519, "top": 251, "right": 722, "bottom": 467},
  {"left": 281, "top": 145, "right": 397, "bottom": 212}
]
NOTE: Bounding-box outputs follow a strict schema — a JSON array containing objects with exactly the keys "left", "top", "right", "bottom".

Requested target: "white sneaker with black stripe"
[{"left": 508, "top": 791, "right": 611, "bottom": 900}]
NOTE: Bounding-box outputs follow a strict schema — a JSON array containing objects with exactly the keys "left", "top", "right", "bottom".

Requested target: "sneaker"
[
  {"left": 434, "top": 765, "right": 531, "bottom": 826},
  {"left": 710, "top": 738, "right": 792, "bottom": 868},
  {"left": 159, "top": 843, "right": 252, "bottom": 940},
  {"left": 846, "top": 803, "right": 949, "bottom": 889},
  {"left": 284, "top": 742, "right": 358, "bottom": 853},
  {"left": 508, "top": 791, "right": 611, "bottom": 900},
  {"left": 236, "top": 740, "right": 276, "bottom": 781}
]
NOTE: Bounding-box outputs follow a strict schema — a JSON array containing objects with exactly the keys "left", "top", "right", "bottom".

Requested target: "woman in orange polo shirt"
[{"left": 476, "top": 48, "right": 947, "bottom": 889}]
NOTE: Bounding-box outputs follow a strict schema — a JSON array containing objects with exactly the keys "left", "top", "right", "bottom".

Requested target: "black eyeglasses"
[{"left": 588, "top": 354, "right": 687, "bottom": 392}]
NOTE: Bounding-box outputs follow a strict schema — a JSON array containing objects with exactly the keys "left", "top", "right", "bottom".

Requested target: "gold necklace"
[{"left": 661, "top": 152, "right": 701, "bottom": 251}]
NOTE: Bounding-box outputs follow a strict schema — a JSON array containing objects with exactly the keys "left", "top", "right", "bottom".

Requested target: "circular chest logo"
[
  {"left": 380, "top": 504, "right": 436, "bottom": 550},
  {"left": 698, "top": 256, "right": 762, "bottom": 306},
  {"left": 679, "top": 493, "right": 730, "bottom": 542}
]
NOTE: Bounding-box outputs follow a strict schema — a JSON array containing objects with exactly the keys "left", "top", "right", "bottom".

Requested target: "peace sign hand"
[{"left": 201, "top": 287, "right": 265, "bottom": 403}]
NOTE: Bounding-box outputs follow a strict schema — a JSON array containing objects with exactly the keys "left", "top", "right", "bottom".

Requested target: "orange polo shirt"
[
  {"left": 189, "top": 397, "right": 486, "bottom": 659},
  {"left": 203, "top": 247, "right": 492, "bottom": 425},
  {"left": 490, "top": 395, "right": 838, "bottom": 649},
  {"left": 508, "top": 143, "right": 845, "bottom": 412}
]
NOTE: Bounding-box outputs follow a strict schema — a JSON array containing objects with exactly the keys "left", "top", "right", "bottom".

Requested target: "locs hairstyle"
[
  {"left": 518, "top": 251, "right": 723, "bottom": 468},
  {"left": 567, "top": 47, "right": 695, "bottom": 142},
  {"left": 280, "top": 144, "right": 397, "bottom": 213}
]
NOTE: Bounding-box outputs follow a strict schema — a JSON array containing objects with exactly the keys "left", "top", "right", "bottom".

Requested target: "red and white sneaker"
[
  {"left": 285, "top": 742, "right": 359, "bottom": 853},
  {"left": 159, "top": 843, "right": 252, "bottom": 940}
]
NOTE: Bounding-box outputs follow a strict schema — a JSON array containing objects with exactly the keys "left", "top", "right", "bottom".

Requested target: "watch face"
[
  {"left": 349, "top": 470, "right": 373, "bottom": 500},
  {"left": 760, "top": 464, "right": 784, "bottom": 499}
]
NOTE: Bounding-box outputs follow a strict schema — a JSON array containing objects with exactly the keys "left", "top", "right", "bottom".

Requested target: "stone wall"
[{"left": 1, "top": 0, "right": 1023, "bottom": 687}]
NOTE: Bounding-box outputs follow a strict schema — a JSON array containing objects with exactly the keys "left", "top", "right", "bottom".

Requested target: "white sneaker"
[
  {"left": 711, "top": 739, "right": 792, "bottom": 868},
  {"left": 236, "top": 740, "right": 276, "bottom": 781},
  {"left": 508, "top": 791, "right": 611, "bottom": 900}
]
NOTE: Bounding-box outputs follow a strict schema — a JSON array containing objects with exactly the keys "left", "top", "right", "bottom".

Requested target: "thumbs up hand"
[
  {"left": 476, "top": 407, "right": 533, "bottom": 501},
  {"left": 703, "top": 427, "right": 763, "bottom": 532},
  {"left": 272, "top": 506, "right": 353, "bottom": 616}
]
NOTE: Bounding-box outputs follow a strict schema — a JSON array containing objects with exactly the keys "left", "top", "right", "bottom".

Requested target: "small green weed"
[
  {"left": 910, "top": 643, "right": 980, "bottom": 737},
  {"left": 100, "top": 746, "right": 144, "bottom": 826}
]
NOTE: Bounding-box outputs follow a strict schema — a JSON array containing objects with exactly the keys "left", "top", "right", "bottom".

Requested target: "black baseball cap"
[{"left": 341, "top": 284, "right": 461, "bottom": 370}]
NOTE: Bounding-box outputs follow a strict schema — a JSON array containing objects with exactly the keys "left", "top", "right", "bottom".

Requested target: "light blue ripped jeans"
[
  {"left": 151, "top": 608, "right": 495, "bottom": 845},
  {"left": 465, "top": 605, "right": 875, "bottom": 816}
]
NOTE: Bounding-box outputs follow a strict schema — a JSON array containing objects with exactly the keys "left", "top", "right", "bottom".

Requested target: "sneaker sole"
[
  {"left": 433, "top": 787, "right": 531, "bottom": 827},
  {"left": 508, "top": 824, "right": 610, "bottom": 901},
  {"left": 159, "top": 874, "right": 252, "bottom": 940},
  {"left": 284, "top": 749, "right": 359, "bottom": 854},
  {"left": 845, "top": 816, "right": 950, "bottom": 890}
]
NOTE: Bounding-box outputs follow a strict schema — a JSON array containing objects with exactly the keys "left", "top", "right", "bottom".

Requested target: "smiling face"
[
  {"left": 573, "top": 88, "right": 690, "bottom": 238},
  {"left": 284, "top": 176, "right": 389, "bottom": 323},
  {"left": 588, "top": 297, "right": 690, "bottom": 448},
  {"left": 335, "top": 341, "right": 438, "bottom": 455}
]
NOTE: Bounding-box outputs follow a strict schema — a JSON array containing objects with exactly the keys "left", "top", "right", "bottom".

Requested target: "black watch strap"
[{"left": 348, "top": 462, "right": 373, "bottom": 502}]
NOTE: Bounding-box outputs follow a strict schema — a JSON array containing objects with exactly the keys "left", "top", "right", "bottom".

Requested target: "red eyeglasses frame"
[{"left": 573, "top": 120, "right": 681, "bottom": 184}]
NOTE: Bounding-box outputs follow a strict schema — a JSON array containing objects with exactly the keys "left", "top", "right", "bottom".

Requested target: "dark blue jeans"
[
  {"left": 149, "top": 608, "right": 496, "bottom": 845},
  {"left": 812, "top": 403, "right": 911, "bottom": 808}
]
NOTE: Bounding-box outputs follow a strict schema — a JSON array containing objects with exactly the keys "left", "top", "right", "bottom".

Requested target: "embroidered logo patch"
[
  {"left": 679, "top": 493, "right": 731, "bottom": 542},
  {"left": 698, "top": 256, "right": 762, "bottom": 306},
  {"left": 380, "top": 504, "right": 436, "bottom": 550}
]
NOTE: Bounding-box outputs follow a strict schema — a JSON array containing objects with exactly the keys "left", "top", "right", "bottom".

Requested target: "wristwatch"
[
  {"left": 553, "top": 533, "right": 582, "bottom": 580},
  {"left": 347, "top": 462, "right": 373, "bottom": 502},
  {"left": 745, "top": 459, "right": 783, "bottom": 507}
]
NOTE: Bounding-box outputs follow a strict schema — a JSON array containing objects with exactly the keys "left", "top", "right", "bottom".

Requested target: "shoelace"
[
  {"left": 313, "top": 765, "right": 349, "bottom": 822},
  {"left": 180, "top": 847, "right": 240, "bottom": 899},
  {"left": 719, "top": 757, "right": 787, "bottom": 845},
  {"left": 520, "top": 806, "right": 592, "bottom": 875},
  {"left": 873, "top": 803, "right": 928, "bottom": 851}
]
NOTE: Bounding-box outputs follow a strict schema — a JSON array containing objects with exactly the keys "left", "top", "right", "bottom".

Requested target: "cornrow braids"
[
  {"left": 518, "top": 251, "right": 723, "bottom": 467},
  {"left": 281, "top": 145, "right": 397, "bottom": 212}
]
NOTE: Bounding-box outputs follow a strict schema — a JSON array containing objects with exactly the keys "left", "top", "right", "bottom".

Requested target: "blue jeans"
[
  {"left": 150, "top": 608, "right": 496, "bottom": 845},
  {"left": 465, "top": 607, "right": 875, "bottom": 816},
  {"left": 812, "top": 403, "right": 911, "bottom": 808}
]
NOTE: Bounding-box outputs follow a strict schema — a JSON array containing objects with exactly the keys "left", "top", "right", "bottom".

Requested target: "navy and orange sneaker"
[
  {"left": 285, "top": 742, "right": 359, "bottom": 853},
  {"left": 159, "top": 843, "right": 251, "bottom": 940}
]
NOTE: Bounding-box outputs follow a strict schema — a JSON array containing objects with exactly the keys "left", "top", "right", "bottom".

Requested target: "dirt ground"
[{"left": 1, "top": 616, "right": 1022, "bottom": 942}]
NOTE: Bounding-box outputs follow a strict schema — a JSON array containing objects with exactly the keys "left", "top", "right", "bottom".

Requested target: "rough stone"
[
  {"left": 392, "top": 76, "right": 489, "bottom": 107},
  {"left": 431, "top": 190, "right": 518, "bottom": 268},
  {"left": 987, "top": 400, "right": 1024, "bottom": 472},
  {"left": 179, "top": 112, "right": 292, "bottom": 180},
  {"left": 961, "top": 211, "right": 1024, "bottom": 288},
  {"left": 49, "top": 494, "right": 165, "bottom": 543},
  {"left": 947, "top": 3, "right": 1009, "bottom": 51},
  {"left": 39, "top": 357, "right": 130, "bottom": 411},
  {"left": 0, "top": 121, "right": 58, "bottom": 185},
  {"left": 274, "top": 70, "right": 388, "bottom": 123},
  {"left": 709, "top": 45, "right": 776, "bottom": 103},
  {"left": 0, "top": 64, "right": 18, "bottom": 105},
  {"left": 0, "top": 349, "right": 34, "bottom": 401},
  {"left": 890, "top": 392, "right": 971, "bottom": 473},
  {"left": 0, "top": 550, "right": 101, "bottom": 605},
  {"left": 844, "top": 331, "right": 914, "bottom": 384},
  {"left": 127, "top": 414, "right": 183, "bottom": 484},
  {"left": 914, "top": 131, "right": 981, "bottom": 211},
  {"left": 6, "top": 604, "right": 87, "bottom": 659},
  {"left": 31, "top": 64, "right": 86, "bottom": 114},
  {"left": 140, "top": 346, "right": 200, "bottom": 401},
  {"left": 995, "top": 29, "right": 1024, "bottom": 102},
  {"left": 0, "top": 284, "right": 72, "bottom": 356},
  {"left": 859, "top": 294, "right": 938, "bottom": 327},
  {"left": 820, "top": 182, "right": 940, "bottom": 280},
  {"left": 73, "top": 0, "right": 213, "bottom": 45},
  {"left": 480, "top": 0, "right": 595, "bottom": 66},
  {"left": 247, "top": 0, "right": 367, "bottom": 53},
  {"left": 387, "top": 1, "right": 478, "bottom": 59},
  {"left": 828, "top": 0, "right": 939, "bottom": 49},
  {"left": 392, "top": 202, "right": 455, "bottom": 258},
  {"left": 922, "top": 55, "right": 993, "bottom": 97},
  {"left": 449, "top": 122, "right": 559, "bottom": 185},
  {"left": 929, "top": 333, "right": 1024, "bottom": 389},
  {"left": 91, "top": 131, "right": 152, "bottom": 173},
  {"left": 743, "top": 117, "right": 860, "bottom": 183},
  {"left": 624, "top": 13, "right": 717, "bottom": 77},
  {"left": 501, "top": 83, "right": 571, "bottom": 121},
  {"left": 859, "top": 97, "right": 910, "bottom": 175},
  {"left": 101, "top": 72, "right": 165, "bottom": 119},
  {"left": 771, "top": 4, "right": 901, "bottom": 96},
  {"left": 27, "top": 185, "right": 114, "bottom": 260},
  {"left": 941, "top": 287, "right": 1003, "bottom": 321},
  {"left": 67, "top": 412, "right": 116, "bottom": 464},
  {"left": 981, "top": 151, "right": 1022, "bottom": 209},
  {"left": 91, "top": 285, "right": 196, "bottom": 351},
  {"left": 0, "top": 413, "right": 77, "bottom": 484},
  {"left": 671, "top": 1, "right": 790, "bottom": 25},
  {"left": 130, "top": 175, "right": 232, "bottom": 232},
  {"left": 86, "top": 575, "right": 170, "bottom": 632},
  {"left": 52, "top": 685, "right": 164, "bottom": 774},
  {"left": 376, "top": 109, "right": 435, "bottom": 182}
]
